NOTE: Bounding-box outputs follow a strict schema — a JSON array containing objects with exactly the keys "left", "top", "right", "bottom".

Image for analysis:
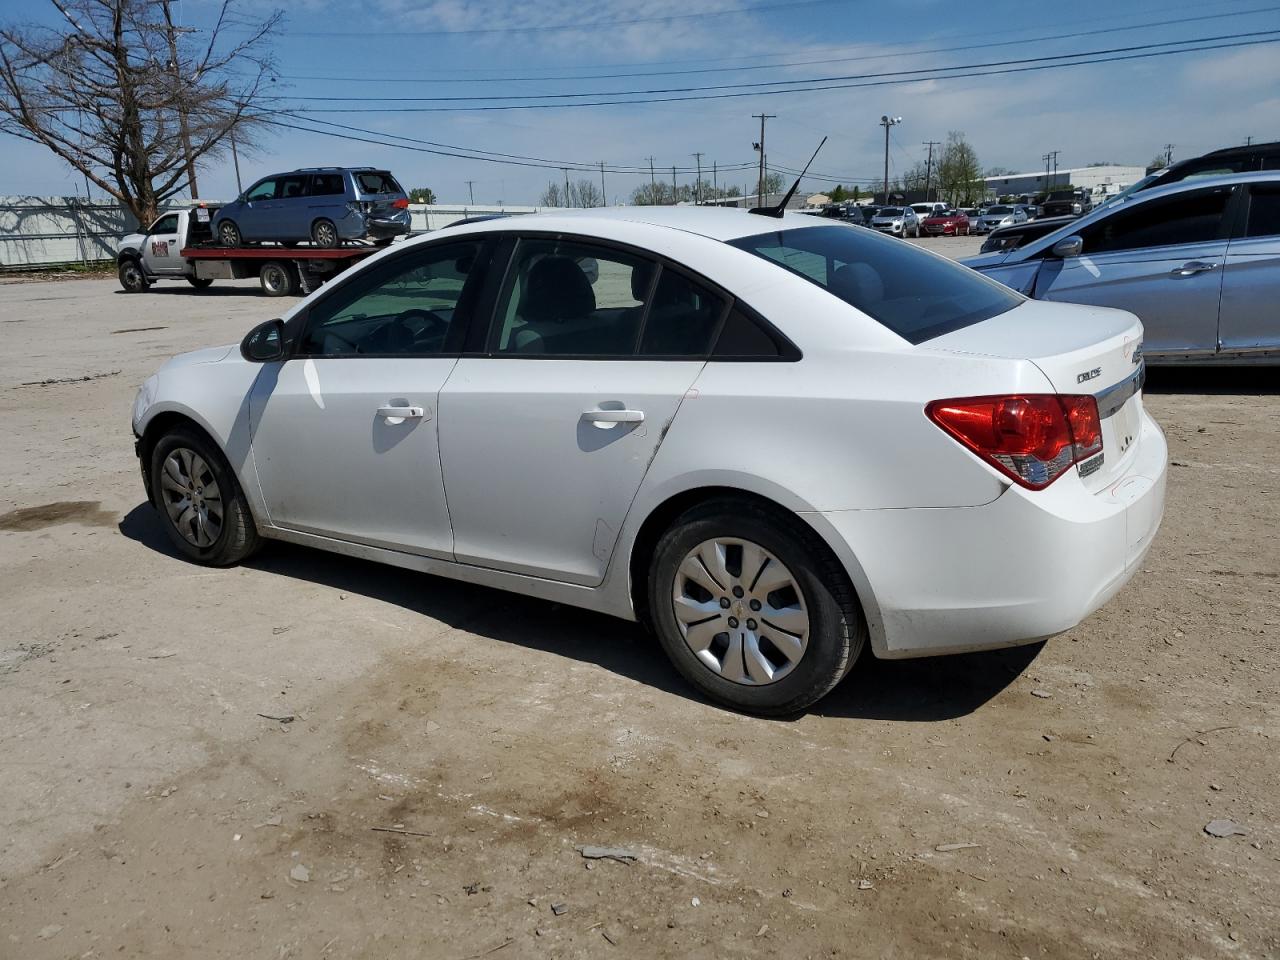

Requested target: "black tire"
[
  {"left": 149, "top": 425, "right": 261, "bottom": 566},
  {"left": 311, "top": 218, "right": 339, "bottom": 248},
  {"left": 118, "top": 258, "right": 150, "bottom": 293},
  {"left": 186, "top": 276, "right": 214, "bottom": 290},
  {"left": 217, "top": 220, "right": 242, "bottom": 247},
  {"left": 647, "top": 499, "right": 865, "bottom": 716},
  {"left": 374, "top": 237, "right": 394, "bottom": 248},
  {"left": 259, "top": 260, "right": 294, "bottom": 297}
]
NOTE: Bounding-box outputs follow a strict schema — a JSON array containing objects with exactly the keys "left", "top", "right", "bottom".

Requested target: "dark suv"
[
  {"left": 1040, "top": 189, "right": 1093, "bottom": 218},
  {"left": 213, "top": 167, "right": 411, "bottom": 248},
  {"left": 1097, "top": 141, "right": 1280, "bottom": 211}
]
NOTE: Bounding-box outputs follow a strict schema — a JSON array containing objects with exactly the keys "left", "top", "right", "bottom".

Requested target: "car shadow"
[
  {"left": 118, "top": 503, "right": 1038, "bottom": 723},
  {"left": 1145, "top": 366, "right": 1279, "bottom": 396},
  {"left": 115, "top": 286, "right": 291, "bottom": 298}
]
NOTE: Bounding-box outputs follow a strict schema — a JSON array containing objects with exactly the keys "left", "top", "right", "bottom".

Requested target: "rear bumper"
[
  {"left": 817, "top": 408, "right": 1167, "bottom": 658},
  {"left": 363, "top": 213, "right": 411, "bottom": 239}
]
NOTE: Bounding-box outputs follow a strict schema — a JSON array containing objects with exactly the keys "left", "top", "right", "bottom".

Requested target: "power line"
[
  {"left": 248, "top": 5, "right": 1280, "bottom": 85},
  {"left": 285, "top": 30, "right": 1280, "bottom": 104},
  {"left": 284, "top": 34, "right": 1280, "bottom": 112}
]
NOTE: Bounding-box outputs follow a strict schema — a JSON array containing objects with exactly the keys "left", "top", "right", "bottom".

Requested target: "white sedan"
[{"left": 132, "top": 207, "right": 1167, "bottom": 715}]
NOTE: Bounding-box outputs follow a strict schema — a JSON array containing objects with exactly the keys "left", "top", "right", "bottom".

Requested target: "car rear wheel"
[
  {"left": 186, "top": 276, "right": 214, "bottom": 290},
  {"left": 150, "top": 426, "right": 260, "bottom": 566},
  {"left": 259, "top": 260, "right": 295, "bottom": 297},
  {"left": 118, "top": 259, "right": 149, "bottom": 293},
  {"left": 311, "top": 219, "right": 339, "bottom": 248},
  {"left": 648, "top": 499, "right": 864, "bottom": 715},
  {"left": 218, "top": 220, "right": 242, "bottom": 247}
]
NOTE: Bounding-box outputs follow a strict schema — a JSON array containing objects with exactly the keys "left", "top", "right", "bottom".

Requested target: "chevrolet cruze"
[{"left": 132, "top": 208, "right": 1166, "bottom": 715}]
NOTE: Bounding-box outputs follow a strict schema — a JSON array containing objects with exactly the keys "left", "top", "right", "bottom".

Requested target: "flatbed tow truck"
[{"left": 116, "top": 203, "right": 385, "bottom": 297}]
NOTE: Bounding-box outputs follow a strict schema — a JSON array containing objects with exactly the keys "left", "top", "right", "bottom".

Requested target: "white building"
[{"left": 983, "top": 165, "right": 1147, "bottom": 202}]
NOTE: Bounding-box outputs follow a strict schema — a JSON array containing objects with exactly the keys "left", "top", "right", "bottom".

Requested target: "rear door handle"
[
  {"left": 377, "top": 405, "right": 426, "bottom": 421},
  {"left": 582, "top": 408, "right": 645, "bottom": 427},
  {"left": 1172, "top": 261, "right": 1218, "bottom": 276}
]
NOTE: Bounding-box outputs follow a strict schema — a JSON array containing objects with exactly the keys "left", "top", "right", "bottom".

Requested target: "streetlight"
[{"left": 880, "top": 115, "right": 902, "bottom": 203}]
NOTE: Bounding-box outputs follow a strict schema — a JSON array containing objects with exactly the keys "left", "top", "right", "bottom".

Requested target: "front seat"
[{"left": 508, "top": 256, "right": 597, "bottom": 353}]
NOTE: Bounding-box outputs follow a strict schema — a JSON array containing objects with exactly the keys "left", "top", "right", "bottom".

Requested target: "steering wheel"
[{"left": 395, "top": 308, "right": 448, "bottom": 344}]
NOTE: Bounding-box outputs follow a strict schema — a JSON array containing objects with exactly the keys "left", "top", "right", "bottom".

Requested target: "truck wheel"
[
  {"left": 186, "top": 276, "right": 214, "bottom": 290},
  {"left": 218, "top": 220, "right": 242, "bottom": 247},
  {"left": 259, "top": 261, "right": 295, "bottom": 297},
  {"left": 311, "top": 219, "right": 339, "bottom": 248},
  {"left": 118, "top": 259, "right": 150, "bottom": 293}
]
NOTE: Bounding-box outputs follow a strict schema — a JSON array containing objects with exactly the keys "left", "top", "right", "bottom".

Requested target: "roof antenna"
[{"left": 749, "top": 136, "right": 827, "bottom": 218}]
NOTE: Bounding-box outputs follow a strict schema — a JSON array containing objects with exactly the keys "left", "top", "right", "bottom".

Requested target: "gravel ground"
[{"left": 0, "top": 264, "right": 1276, "bottom": 959}]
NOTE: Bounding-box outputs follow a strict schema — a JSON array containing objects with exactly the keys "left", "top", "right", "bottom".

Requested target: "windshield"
[
  {"left": 729, "top": 224, "right": 1022, "bottom": 344},
  {"left": 876, "top": 207, "right": 903, "bottom": 216},
  {"left": 986, "top": 206, "right": 1012, "bottom": 215}
]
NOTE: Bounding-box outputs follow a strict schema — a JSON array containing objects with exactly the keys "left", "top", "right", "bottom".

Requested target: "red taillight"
[
  {"left": 392, "top": 198, "right": 410, "bottom": 209},
  {"left": 926, "top": 394, "right": 1103, "bottom": 490}
]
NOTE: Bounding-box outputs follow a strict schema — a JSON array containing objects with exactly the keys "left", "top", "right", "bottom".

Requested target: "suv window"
[
  {"left": 1080, "top": 186, "right": 1231, "bottom": 254},
  {"left": 150, "top": 214, "right": 179, "bottom": 234},
  {"left": 298, "top": 241, "right": 483, "bottom": 357},
  {"left": 1244, "top": 185, "right": 1280, "bottom": 239},
  {"left": 355, "top": 172, "right": 402, "bottom": 195},
  {"left": 245, "top": 179, "right": 276, "bottom": 202},
  {"left": 310, "top": 173, "right": 346, "bottom": 196},
  {"left": 493, "top": 239, "right": 654, "bottom": 356},
  {"left": 277, "top": 174, "right": 309, "bottom": 200},
  {"left": 730, "top": 224, "right": 1021, "bottom": 344}
]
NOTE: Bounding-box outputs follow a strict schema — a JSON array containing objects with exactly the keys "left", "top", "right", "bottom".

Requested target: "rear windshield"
[
  {"left": 729, "top": 224, "right": 1022, "bottom": 344},
  {"left": 355, "top": 171, "right": 403, "bottom": 195},
  {"left": 877, "top": 207, "right": 903, "bottom": 216},
  {"left": 986, "top": 206, "right": 1012, "bottom": 214}
]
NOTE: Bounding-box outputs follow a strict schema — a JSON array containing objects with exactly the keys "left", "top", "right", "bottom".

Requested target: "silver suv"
[{"left": 213, "top": 167, "right": 411, "bottom": 248}]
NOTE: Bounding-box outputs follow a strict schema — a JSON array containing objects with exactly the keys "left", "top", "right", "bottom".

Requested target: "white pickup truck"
[{"left": 116, "top": 204, "right": 380, "bottom": 297}]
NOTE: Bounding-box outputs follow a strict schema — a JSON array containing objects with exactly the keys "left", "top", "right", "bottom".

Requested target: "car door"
[
  {"left": 274, "top": 174, "right": 311, "bottom": 241},
  {"left": 140, "top": 213, "right": 184, "bottom": 276},
  {"left": 1218, "top": 182, "right": 1280, "bottom": 354},
  {"left": 1032, "top": 184, "right": 1235, "bottom": 357},
  {"left": 248, "top": 237, "right": 492, "bottom": 557},
  {"left": 438, "top": 235, "right": 725, "bottom": 586},
  {"left": 238, "top": 178, "right": 278, "bottom": 241}
]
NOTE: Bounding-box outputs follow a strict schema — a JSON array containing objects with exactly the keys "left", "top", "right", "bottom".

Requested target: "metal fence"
[{"left": 0, "top": 197, "right": 549, "bottom": 270}]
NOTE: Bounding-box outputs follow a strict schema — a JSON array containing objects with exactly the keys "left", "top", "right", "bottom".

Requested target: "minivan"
[{"left": 213, "top": 167, "right": 411, "bottom": 248}]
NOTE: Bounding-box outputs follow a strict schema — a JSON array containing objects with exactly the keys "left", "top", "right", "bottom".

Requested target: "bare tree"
[
  {"left": 540, "top": 178, "right": 601, "bottom": 208},
  {"left": 937, "top": 131, "right": 984, "bottom": 206},
  {"left": 0, "top": 0, "right": 281, "bottom": 223}
]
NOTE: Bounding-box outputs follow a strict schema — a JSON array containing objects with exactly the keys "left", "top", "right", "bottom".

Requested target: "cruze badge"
[
  {"left": 1076, "top": 367, "right": 1101, "bottom": 384},
  {"left": 1131, "top": 343, "right": 1143, "bottom": 365}
]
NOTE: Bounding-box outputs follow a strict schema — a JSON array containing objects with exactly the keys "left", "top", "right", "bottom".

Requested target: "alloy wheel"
[
  {"left": 159, "top": 447, "right": 223, "bottom": 548},
  {"left": 671, "top": 537, "right": 809, "bottom": 686},
  {"left": 313, "top": 221, "right": 337, "bottom": 247}
]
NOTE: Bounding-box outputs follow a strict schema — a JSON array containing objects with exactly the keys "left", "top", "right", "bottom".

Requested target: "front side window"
[
  {"left": 245, "top": 179, "right": 276, "bottom": 202},
  {"left": 298, "top": 241, "right": 483, "bottom": 357},
  {"left": 1080, "top": 186, "right": 1231, "bottom": 254},
  {"left": 150, "top": 214, "right": 179, "bottom": 234},
  {"left": 730, "top": 224, "right": 1022, "bottom": 344}
]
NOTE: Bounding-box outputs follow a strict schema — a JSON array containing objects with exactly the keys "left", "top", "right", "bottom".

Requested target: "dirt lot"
[{"left": 1, "top": 251, "right": 1276, "bottom": 959}]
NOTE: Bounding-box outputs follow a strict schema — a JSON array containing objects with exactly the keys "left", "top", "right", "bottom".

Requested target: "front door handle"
[
  {"left": 582, "top": 408, "right": 644, "bottom": 428},
  {"left": 1172, "top": 261, "right": 1218, "bottom": 276},
  {"left": 377, "top": 405, "right": 426, "bottom": 422}
]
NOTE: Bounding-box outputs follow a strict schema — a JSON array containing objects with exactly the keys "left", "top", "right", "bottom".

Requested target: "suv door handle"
[
  {"left": 582, "top": 408, "right": 644, "bottom": 427},
  {"left": 377, "top": 405, "right": 426, "bottom": 421},
  {"left": 1172, "top": 261, "right": 1218, "bottom": 276}
]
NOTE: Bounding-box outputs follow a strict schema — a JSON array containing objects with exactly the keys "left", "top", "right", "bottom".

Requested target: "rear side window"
[
  {"left": 1080, "top": 186, "right": 1231, "bottom": 253},
  {"left": 1244, "top": 186, "right": 1280, "bottom": 238},
  {"left": 276, "top": 174, "right": 309, "bottom": 199},
  {"left": 638, "top": 270, "right": 727, "bottom": 356},
  {"left": 310, "top": 173, "right": 346, "bottom": 196},
  {"left": 729, "top": 224, "right": 1021, "bottom": 344},
  {"left": 356, "top": 172, "right": 403, "bottom": 195}
]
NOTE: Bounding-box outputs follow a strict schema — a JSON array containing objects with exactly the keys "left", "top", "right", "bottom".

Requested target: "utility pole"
[
  {"left": 1245, "top": 135, "right": 1254, "bottom": 146},
  {"left": 1043, "top": 152, "right": 1052, "bottom": 193},
  {"left": 1165, "top": 143, "right": 1174, "bottom": 167},
  {"left": 712, "top": 161, "right": 718, "bottom": 202},
  {"left": 1050, "top": 150, "right": 1060, "bottom": 190},
  {"left": 599, "top": 162, "right": 607, "bottom": 206},
  {"left": 753, "top": 113, "right": 775, "bottom": 203},
  {"left": 561, "top": 167, "right": 570, "bottom": 207},
  {"left": 672, "top": 166, "right": 678, "bottom": 204},
  {"left": 646, "top": 156, "right": 657, "bottom": 200},
  {"left": 880, "top": 115, "right": 902, "bottom": 203},
  {"left": 160, "top": 0, "right": 198, "bottom": 200},
  {"left": 923, "top": 140, "right": 941, "bottom": 202},
  {"left": 465, "top": 180, "right": 475, "bottom": 204},
  {"left": 230, "top": 128, "right": 242, "bottom": 193},
  {"left": 692, "top": 152, "right": 704, "bottom": 204}
]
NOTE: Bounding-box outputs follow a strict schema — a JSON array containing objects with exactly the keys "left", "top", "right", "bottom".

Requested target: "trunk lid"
[{"left": 927, "top": 299, "right": 1147, "bottom": 491}]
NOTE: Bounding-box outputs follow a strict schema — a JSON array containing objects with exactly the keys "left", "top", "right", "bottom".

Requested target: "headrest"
[
  {"left": 523, "top": 256, "right": 595, "bottom": 323},
  {"left": 830, "top": 262, "right": 884, "bottom": 306}
]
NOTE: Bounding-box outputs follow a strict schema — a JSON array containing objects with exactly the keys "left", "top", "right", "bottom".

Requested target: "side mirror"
[
  {"left": 1051, "top": 235, "right": 1083, "bottom": 259},
  {"left": 241, "top": 318, "right": 285, "bottom": 362}
]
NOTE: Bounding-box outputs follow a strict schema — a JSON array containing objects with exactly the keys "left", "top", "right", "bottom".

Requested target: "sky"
[{"left": 0, "top": 0, "right": 1278, "bottom": 205}]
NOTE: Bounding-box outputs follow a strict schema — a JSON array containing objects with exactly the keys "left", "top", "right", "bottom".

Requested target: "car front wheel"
[
  {"left": 218, "top": 220, "right": 242, "bottom": 247},
  {"left": 150, "top": 426, "right": 260, "bottom": 566},
  {"left": 118, "top": 259, "right": 149, "bottom": 293},
  {"left": 648, "top": 499, "right": 864, "bottom": 715}
]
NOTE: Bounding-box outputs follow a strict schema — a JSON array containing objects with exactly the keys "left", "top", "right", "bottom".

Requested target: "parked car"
[
  {"left": 963, "top": 207, "right": 990, "bottom": 234},
  {"left": 1020, "top": 204, "right": 1040, "bottom": 220},
  {"left": 979, "top": 215, "right": 1078, "bottom": 254},
  {"left": 213, "top": 167, "right": 411, "bottom": 249},
  {"left": 132, "top": 206, "right": 1166, "bottom": 715},
  {"left": 977, "top": 205, "right": 1027, "bottom": 232},
  {"left": 852, "top": 205, "right": 879, "bottom": 226},
  {"left": 910, "top": 202, "right": 946, "bottom": 223},
  {"left": 921, "top": 209, "right": 971, "bottom": 236},
  {"left": 1041, "top": 189, "right": 1093, "bottom": 218},
  {"left": 963, "top": 171, "right": 1280, "bottom": 364},
  {"left": 870, "top": 206, "right": 920, "bottom": 237}
]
